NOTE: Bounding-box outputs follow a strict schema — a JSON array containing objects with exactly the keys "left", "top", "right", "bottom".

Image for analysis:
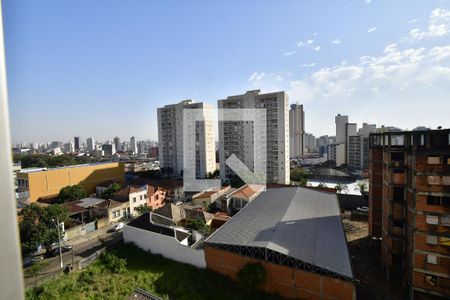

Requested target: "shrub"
[
  {"left": 236, "top": 262, "right": 266, "bottom": 291},
  {"left": 100, "top": 251, "right": 127, "bottom": 273}
]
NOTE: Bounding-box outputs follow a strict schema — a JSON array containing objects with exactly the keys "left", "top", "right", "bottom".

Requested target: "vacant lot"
[
  {"left": 26, "top": 242, "right": 283, "bottom": 300},
  {"left": 343, "top": 218, "right": 407, "bottom": 300}
]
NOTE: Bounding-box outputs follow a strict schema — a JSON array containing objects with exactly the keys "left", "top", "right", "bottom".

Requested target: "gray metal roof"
[{"left": 205, "top": 187, "right": 353, "bottom": 279}]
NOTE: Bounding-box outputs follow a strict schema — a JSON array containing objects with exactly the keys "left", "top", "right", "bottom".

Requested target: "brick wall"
[{"left": 204, "top": 245, "right": 356, "bottom": 300}]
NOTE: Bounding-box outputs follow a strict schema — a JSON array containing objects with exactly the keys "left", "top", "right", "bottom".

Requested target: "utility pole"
[{"left": 53, "top": 218, "right": 63, "bottom": 269}]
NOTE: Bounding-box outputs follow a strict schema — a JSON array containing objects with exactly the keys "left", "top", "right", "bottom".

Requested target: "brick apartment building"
[{"left": 369, "top": 129, "right": 450, "bottom": 299}]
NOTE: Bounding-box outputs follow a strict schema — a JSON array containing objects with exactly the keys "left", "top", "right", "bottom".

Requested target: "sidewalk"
[{"left": 67, "top": 224, "right": 113, "bottom": 247}]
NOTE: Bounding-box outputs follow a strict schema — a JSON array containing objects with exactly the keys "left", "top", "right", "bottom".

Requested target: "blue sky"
[{"left": 4, "top": 0, "right": 450, "bottom": 143}]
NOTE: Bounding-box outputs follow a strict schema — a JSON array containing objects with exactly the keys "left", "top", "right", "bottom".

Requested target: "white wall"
[{"left": 123, "top": 224, "right": 206, "bottom": 268}]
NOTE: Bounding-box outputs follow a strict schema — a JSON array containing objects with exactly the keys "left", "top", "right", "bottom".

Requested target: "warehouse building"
[{"left": 204, "top": 187, "right": 356, "bottom": 299}]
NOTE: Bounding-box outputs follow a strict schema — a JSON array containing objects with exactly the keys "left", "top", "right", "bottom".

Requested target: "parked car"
[
  {"left": 23, "top": 256, "right": 43, "bottom": 268},
  {"left": 44, "top": 245, "right": 73, "bottom": 258},
  {"left": 112, "top": 222, "right": 124, "bottom": 232},
  {"left": 357, "top": 206, "right": 369, "bottom": 213}
]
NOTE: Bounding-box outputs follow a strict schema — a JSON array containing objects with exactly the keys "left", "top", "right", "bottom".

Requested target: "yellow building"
[{"left": 17, "top": 162, "right": 125, "bottom": 203}]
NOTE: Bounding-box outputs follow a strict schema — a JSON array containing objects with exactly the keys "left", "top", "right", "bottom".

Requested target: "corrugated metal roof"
[{"left": 205, "top": 187, "right": 353, "bottom": 279}]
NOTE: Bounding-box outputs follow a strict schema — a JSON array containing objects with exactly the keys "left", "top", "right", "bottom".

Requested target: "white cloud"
[
  {"left": 313, "top": 32, "right": 318, "bottom": 36},
  {"left": 428, "top": 45, "right": 450, "bottom": 61},
  {"left": 300, "top": 63, "right": 317, "bottom": 68},
  {"left": 409, "top": 8, "right": 450, "bottom": 41},
  {"left": 368, "top": 27, "right": 377, "bottom": 33},
  {"left": 365, "top": 0, "right": 372, "bottom": 4},
  {"left": 307, "top": 39, "right": 314, "bottom": 44},
  {"left": 248, "top": 72, "right": 265, "bottom": 82},
  {"left": 283, "top": 50, "right": 296, "bottom": 56},
  {"left": 331, "top": 39, "right": 341, "bottom": 44},
  {"left": 313, "top": 46, "right": 321, "bottom": 51}
]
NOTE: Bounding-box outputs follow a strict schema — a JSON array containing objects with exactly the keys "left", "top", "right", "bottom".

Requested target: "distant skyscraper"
[
  {"left": 102, "top": 143, "right": 115, "bottom": 157},
  {"left": 113, "top": 136, "right": 121, "bottom": 152},
  {"left": 289, "top": 103, "right": 305, "bottom": 158},
  {"left": 137, "top": 141, "right": 146, "bottom": 155},
  {"left": 130, "top": 136, "right": 137, "bottom": 154},
  {"left": 157, "top": 100, "right": 216, "bottom": 178},
  {"left": 86, "top": 137, "right": 95, "bottom": 152},
  {"left": 333, "top": 114, "right": 358, "bottom": 166},
  {"left": 74, "top": 136, "right": 81, "bottom": 152},
  {"left": 304, "top": 133, "right": 317, "bottom": 153},
  {"left": 349, "top": 123, "right": 377, "bottom": 170},
  {"left": 218, "top": 90, "right": 290, "bottom": 185},
  {"left": 64, "top": 141, "right": 75, "bottom": 153}
]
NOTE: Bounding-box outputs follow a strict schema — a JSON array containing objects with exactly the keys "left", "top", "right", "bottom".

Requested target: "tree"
[
  {"left": 20, "top": 203, "right": 69, "bottom": 254},
  {"left": 336, "top": 183, "right": 349, "bottom": 194},
  {"left": 58, "top": 184, "right": 87, "bottom": 203},
  {"left": 237, "top": 263, "right": 266, "bottom": 291},
  {"left": 101, "top": 183, "right": 122, "bottom": 199},
  {"left": 290, "top": 168, "right": 309, "bottom": 186},
  {"left": 135, "top": 204, "right": 152, "bottom": 215}
]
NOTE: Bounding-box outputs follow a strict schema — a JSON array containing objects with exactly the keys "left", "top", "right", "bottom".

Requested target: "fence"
[{"left": 77, "top": 247, "right": 106, "bottom": 269}]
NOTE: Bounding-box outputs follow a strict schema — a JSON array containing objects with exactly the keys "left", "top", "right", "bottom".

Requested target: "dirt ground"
[{"left": 343, "top": 217, "right": 407, "bottom": 300}]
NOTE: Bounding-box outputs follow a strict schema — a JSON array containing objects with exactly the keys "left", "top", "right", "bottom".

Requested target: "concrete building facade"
[
  {"left": 289, "top": 103, "right": 305, "bottom": 158},
  {"left": 369, "top": 129, "right": 450, "bottom": 299},
  {"left": 86, "top": 137, "right": 95, "bottom": 152},
  {"left": 157, "top": 100, "right": 216, "bottom": 178},
  {"left": 218, "top": 90, "right": 290, "bottom": 185}
]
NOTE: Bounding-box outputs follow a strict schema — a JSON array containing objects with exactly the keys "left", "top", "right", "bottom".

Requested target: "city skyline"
[{"left": 4, "top": 0, "right": 450, "bottom": 143}]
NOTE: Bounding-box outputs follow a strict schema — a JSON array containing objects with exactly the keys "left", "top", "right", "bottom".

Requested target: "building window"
[
  {"left": 427, "top": 254, "right": 438, "bottom": 265},
  {"left": 441, "top": 216, "right": 450, "bottom": 227},
  {"left": 133, "top": 197, "right": 136, "bottom": 203},
  {"left": 420, "top": 134, "right": 425, "bottom": 146},
  {"left": 140, "top": 195, "right": 143, "bottom": 200},
  {"left": 426, "top": 215, "right": 439, "bottom": 225},
  {"left": 427, "top": 176, "right": 441, "bottom": 185},
  {"left": 443, "top": 176, "right": 450, "bottom": 186},
  {"left": 426, "top": 235, "right": 438, "bottom": 245},
  {"left": 427, "top": 157, "right": 440, "bottom": 165},
  {"left": 427, "top": 195, "right": 441, "bottom": 206}
]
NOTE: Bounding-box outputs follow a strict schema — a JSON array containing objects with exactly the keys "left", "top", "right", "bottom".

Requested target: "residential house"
[
  {"left": 223, "top": 184, "right": 265, "bottom": 213},
  {"left": 93, "top": 199, "right": 130, "bottom": 224},
  {"left": 115, "top": 184, "right": 148, "bottom": 216},
  {"left": 192, "top": 186, "right": 232, "bottom": 208},
  {"left": 147, "top": 185, "right": 166, "bottom": 210}
]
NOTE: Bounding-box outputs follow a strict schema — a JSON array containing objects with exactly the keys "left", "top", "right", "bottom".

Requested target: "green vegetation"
[
  {"left": 100, "top": 183, "right": 122, "bottom": 199},
  {"left": 290, "top": 168, "right": 309, "bottom": 186},
  {"left": 237, "top": 262, "right": 267, "bottom": 292},
  {"left": 14, "top": 154, "right": 106, "bottom": 169},
  {"left": 25, "top": 260, "right": 48, "bottom": 284},
  {"left": 58, "top": 184, "right": 87, "bottom": 203},
  {"left": 20, "top": 203, "right": 69, "bottom": 255},
  {"left": 317, "top": 182, "right": 328, "bottom": 189},
  {"left": 26, "top": 242, "right": 283, "bottom": 300},
  {"left": 357, "top": 182, "right": 368, "bottom": 194},
  {"left": 335, "top": 183, "right": 349, "bottom": 193},
  {"left": 135, "top": 204, "right": 152, "bottom": 215}
]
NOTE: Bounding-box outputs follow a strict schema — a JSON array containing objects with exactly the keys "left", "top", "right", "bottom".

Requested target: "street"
[{"left": 24, "top": 226, "right": 123, "bottom": 288}]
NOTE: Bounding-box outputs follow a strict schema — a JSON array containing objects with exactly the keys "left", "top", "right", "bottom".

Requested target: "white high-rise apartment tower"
[
  {"left": 218, "top": 90, "right": 290, "bottom": 185},
  {"left": 86, "top": 137, "right": 95, "bottom": 152},
  {"left": 130, "top": 136, "right": 137, "bottom": 154},
  {"left": 157, "top": 100, "right": 216, "bottom": 178},
  {"left": 289, "top": 103, "right": 304, "bottom": 158}
]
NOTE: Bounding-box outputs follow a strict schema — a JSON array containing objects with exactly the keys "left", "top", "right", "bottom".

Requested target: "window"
[
  {"left": 427, "top": 176, "right": 441, "bottom": 185},
  {"left": 420, "top": 134, "right": 425, "bottom": 146},
  {"left": 140, "top": 195, "right": 143, "bottom": 200},
  {"left": 133, "top": 197, "right": 136, "bottom": 203},
  {"left": 441, "top": 216, "right": 450, "bottom": 227},
  {"left": 426, "top": 215, "right": 439, "bottom": 225},
  {"left": 426, "top": 235, "right": 438, "bottom": 245},
  {"left": 427, "top": 254, "right": 438, "bottom": 265},
  {"left": 443, "top": 176, "right": 450, "bottom": 186},
  {"left": 428, "top": 157, "right": 440, "bottom": 165},
  {"left": 427, "top": 195, "right": 441, "bottom": 205},
  {"left": 444, "top": 197, "right": 450, "bottom": 207}
]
